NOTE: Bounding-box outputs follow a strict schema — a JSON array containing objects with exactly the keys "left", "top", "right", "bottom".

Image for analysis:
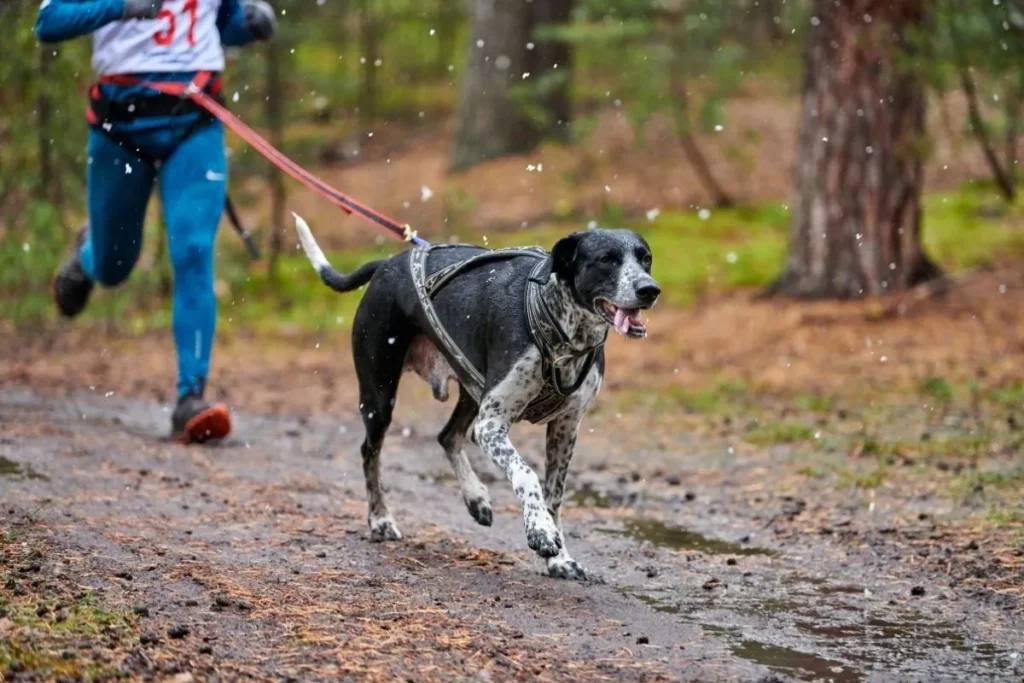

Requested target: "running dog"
[{"left": 294, "top": 214, "right": 659, "bottom": 579}]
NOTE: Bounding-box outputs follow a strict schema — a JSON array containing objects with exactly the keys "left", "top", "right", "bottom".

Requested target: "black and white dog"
[{"left": 294, "top": 215, "right": 659, "bottom": 579}]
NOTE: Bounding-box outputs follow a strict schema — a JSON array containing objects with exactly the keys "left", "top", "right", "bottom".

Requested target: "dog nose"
[{"left": 636, "top": 282, "right": 661, "bottom": 303}]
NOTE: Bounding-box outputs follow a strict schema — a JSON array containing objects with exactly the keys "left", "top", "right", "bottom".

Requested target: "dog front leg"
[
  {"left": 542, "top": 413, "right": 586, "bottom": 579},
  {"left": 474, "top": 367, "right": 562, "bottom": 558}
]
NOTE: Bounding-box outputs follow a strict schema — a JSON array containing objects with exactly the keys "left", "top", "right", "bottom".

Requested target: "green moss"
[{"left": 745, "top": 422, "right": 816, "bottom": 446}]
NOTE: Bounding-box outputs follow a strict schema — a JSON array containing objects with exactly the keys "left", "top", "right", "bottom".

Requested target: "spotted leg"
[
  {"left": 543, "top": 412, "right": 587, "bottom": 579},
  {"left": 473, "top": 360, "right": 562, "bottom": 559}
]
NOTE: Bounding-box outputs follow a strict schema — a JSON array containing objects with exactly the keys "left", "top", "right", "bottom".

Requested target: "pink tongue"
[{"left": 613, "top": 308, "right": 630, "bottom": 335}]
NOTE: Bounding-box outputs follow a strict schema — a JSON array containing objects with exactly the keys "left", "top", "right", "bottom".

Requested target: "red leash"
[{"left": 98, "top": 71, "right": 427, "bottom": 247}]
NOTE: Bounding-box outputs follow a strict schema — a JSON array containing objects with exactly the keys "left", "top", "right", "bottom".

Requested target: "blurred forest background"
[{"left": 2, "top": 0, "right": 1024, "bottom": 328}]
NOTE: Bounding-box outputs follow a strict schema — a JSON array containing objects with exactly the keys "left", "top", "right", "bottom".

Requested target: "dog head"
[{"left": 538, "top": 228, "right": 660, "bottom": 338}]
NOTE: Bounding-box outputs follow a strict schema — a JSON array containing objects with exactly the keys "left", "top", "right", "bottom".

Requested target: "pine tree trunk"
[
  {"left": 528, "top": 0, "right": 574, "bottom": 141},
  {"left": 265, "top": 40, "right": 286, "bottom": 281},
  {"left": 771, "top": 0, "right": 940, "bottom": 298},
  {"left": 358, "top": 1, "right": 379, "bottom": 124},
  {"left": 450, "top": 0, "right": 537, "bottom": 171},
  {"left": 37, "top": 45, "right": 57, "bottom": 208}
]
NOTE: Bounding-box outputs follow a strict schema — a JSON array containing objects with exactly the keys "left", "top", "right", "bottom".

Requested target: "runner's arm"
[
  {"left": 35, "top": 0, "right": 125, "bottom": 42},
  {"left": 218, "top": 0, "right": 275, "bottom": 46}
]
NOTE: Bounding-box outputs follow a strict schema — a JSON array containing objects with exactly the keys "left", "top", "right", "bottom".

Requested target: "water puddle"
[
  {"left": 570, "top": 487, "right": 628, "bottom": 509},
  {"left": 0, "top": 456, "right": 48, "bottom": 481},
  {"left": 626, "top": 591, "right": 681, "bottom": 614},
  {"left": 728, "top": 637, "right": 861, "bottom": 683},
  {"left": 598, "top": 517, "right": 775, "bottom": 556},
  {"left": 626, "top": 585, "right": 1019, "bottom": 681},
  {"left": 795, "top": 617, "right": 1007, "bottom": 663}
]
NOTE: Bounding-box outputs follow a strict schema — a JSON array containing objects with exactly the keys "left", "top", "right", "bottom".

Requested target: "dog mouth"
[{"left": 598, "top": 300, "right": 649, "bottom": 338}]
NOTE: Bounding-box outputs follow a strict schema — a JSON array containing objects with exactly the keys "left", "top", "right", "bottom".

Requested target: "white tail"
[{"left": 293, "top": 212, "right": 330, "bottom": 273}]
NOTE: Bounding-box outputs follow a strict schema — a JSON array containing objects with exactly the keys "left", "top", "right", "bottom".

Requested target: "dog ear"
[{"left": 533, "top": 232, "right": 582, "bottom": 283}]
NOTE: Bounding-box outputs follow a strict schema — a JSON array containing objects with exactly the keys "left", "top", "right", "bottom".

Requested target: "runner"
[{"left": 36, "top": 0, "right": 276, "bottom": 442}]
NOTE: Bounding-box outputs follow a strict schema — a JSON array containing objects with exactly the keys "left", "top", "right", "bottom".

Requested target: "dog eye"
[
  {"left": 598, "top": 253, "right": 617, "bottom": 265},
  {"left": 636, "top": 250, "right": 652, "bottom": 269}
]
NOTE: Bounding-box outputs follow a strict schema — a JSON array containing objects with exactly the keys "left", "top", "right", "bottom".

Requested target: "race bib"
[{"left": 92, "top": 0, "right": 225, "bottom": 75}]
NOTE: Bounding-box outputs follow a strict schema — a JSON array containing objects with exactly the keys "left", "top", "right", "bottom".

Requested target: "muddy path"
[{"left": 1, "top": 389, "right": 1022, "bottom": 682}]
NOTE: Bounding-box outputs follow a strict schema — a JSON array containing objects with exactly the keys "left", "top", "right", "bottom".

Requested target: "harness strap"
[
  {"left": 525, "top": 259, "right": 605, "bottom": 397},
  {"left": 411, "top": 245, "right": 604, "bottom": 423},
  {"left": 410, "top": 247, "right": 488, "bottom": 397},
  {"left": 423, "top": 246, "right": 547, "bottom": 296}
]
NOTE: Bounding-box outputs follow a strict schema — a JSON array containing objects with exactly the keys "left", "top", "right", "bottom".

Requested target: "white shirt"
[{"left": 92, "top": 0, "right": 224, "bottom": 75}]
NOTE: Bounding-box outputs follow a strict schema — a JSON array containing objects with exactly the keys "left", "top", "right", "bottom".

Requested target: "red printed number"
[{"left": 153, "top": 1, "right": 198, "bottom": 47}]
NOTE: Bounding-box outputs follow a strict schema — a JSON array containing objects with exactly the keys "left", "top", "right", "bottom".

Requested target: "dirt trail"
[{"left": 2, "top": 388, "right": 1021, "bottom": 682}]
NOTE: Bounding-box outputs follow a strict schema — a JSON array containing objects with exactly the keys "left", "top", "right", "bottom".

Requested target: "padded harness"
[{"left": 410, "top": 245, "right": 606, "bottom": 424}]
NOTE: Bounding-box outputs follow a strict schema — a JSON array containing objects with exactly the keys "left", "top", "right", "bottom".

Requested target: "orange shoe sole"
[{"left": 176, "top": 403, "right": 231, "bottom": 444}]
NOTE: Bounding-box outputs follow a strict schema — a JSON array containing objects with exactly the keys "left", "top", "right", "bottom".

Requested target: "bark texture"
[
  {"left": 451, "top": 0, "right": 573, "bottom": 171},
  {"left": 772, "top": 0, "right": 940, "bottom": 298}
]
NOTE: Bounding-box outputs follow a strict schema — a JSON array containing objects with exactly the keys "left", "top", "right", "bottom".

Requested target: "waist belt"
[
  {"left": 86, "top": 75, "right": 225, "bottom": 126},
  {"left": 411, "top": 245, "right": 605, "bottom": 424}
]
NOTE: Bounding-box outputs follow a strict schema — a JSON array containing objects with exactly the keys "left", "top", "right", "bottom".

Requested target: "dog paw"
[
  {"left": 369, "top": 516, "right": 402, "bottom": 542},
  {"left": 525, "top": 523, "right": 562, "bottom": 558},
  {"left": 547, "top": 556, "right": 587, "bottom": 581},
  {"left": 466, "top": 497, "right": 493, "bottom": 527}
]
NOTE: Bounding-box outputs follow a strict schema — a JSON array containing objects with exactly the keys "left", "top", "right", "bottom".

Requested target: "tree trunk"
[
  {"left": 358, "top": 0, "right": 379, "bottom": 124},
  {"left": 37, "top": 44, "right": 59, "bottom": 210},
  {"left": 528, "top": 0, "right": 574, "bottom": 141},
  {"left": 451, "top": 0, "right": 537, "bottom": 171},
  {"left": 751, "top": 0, "right": 784, "bottom": 45},
  {"left": 265, "top": 39, "right": 286, "bottom": 280},
  {"left": 669, "top": 66, "right": 735, "bottom": 208},
  {"left": 770, "top": 0, "right": 940, "bottom": 299}
]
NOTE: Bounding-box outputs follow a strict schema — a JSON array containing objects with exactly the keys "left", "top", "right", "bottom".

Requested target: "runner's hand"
[
  {"left": 242, "top": 0, "right": 276, "bottom": 41},
  {"left": 122, "top": 0, "right": 164, "bottom": 19}
]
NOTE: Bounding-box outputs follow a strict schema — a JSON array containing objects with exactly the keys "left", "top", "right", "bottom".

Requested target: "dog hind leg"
[
  {"left": 439, "top": 385, "right": 492, "bottom": 526},
  {"left": 352, "top": 302, "right": 409, "bottom": 542}
]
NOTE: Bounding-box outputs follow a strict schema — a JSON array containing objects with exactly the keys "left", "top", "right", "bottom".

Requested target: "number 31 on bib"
[{"left": 154, "top": 0, "right": 199, "bottom": 46}]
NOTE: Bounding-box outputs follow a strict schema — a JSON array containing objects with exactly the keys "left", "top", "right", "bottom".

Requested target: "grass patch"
[
  {"left": 840, "top": 466, "right": 888, "bottom": 490},
  {"left": 0, "top": 583, "right": 137, "bottom": 681},
  {"left": 796, "top": 465, "right": 825, "bottom": 479},
  {"left": 621, "top": 378, "right": 751, "bottom": 415},
  {"left": 952, "top": 469, "right": 1024, "bottom": 497},
  {"left": 792, "top": 393, "right": 836, "bottom": 413},
  {"left": 1, "top": 590, "right": 137, "bottom": 636},
  {"left": 984, "top": 505, "right": 1024, "bottom": 527},
  {"left": 917, "top": 376, "right": 955, "bottom": 405},
  {"left": 745, "top": 421, "right": 816, "bottom": 446},
  {"left": 0, "top": 640, "right": 115, "bottom": 682}
]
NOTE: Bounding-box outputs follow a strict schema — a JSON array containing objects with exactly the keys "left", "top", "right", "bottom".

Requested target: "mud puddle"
[
  {"left": 624, "top": 580, "right": 1022, "bottom": 682},
  {"left": 598, "top": 516, "right": 776, "bottom": 556}
]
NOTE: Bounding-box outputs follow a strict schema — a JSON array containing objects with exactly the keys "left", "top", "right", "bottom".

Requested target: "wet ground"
[{"left": 2, "top": 388, "right": 1021, "bottom": 682}]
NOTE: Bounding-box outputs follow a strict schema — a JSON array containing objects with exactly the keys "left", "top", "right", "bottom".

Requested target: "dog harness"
[{"left": 410, "top": 245, "right": 606, "bottom": 424}]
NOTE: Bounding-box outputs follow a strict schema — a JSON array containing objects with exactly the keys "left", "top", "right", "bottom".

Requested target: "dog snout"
[{"left": 635, "top": 279, "right": 661, "bottom": 305}]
